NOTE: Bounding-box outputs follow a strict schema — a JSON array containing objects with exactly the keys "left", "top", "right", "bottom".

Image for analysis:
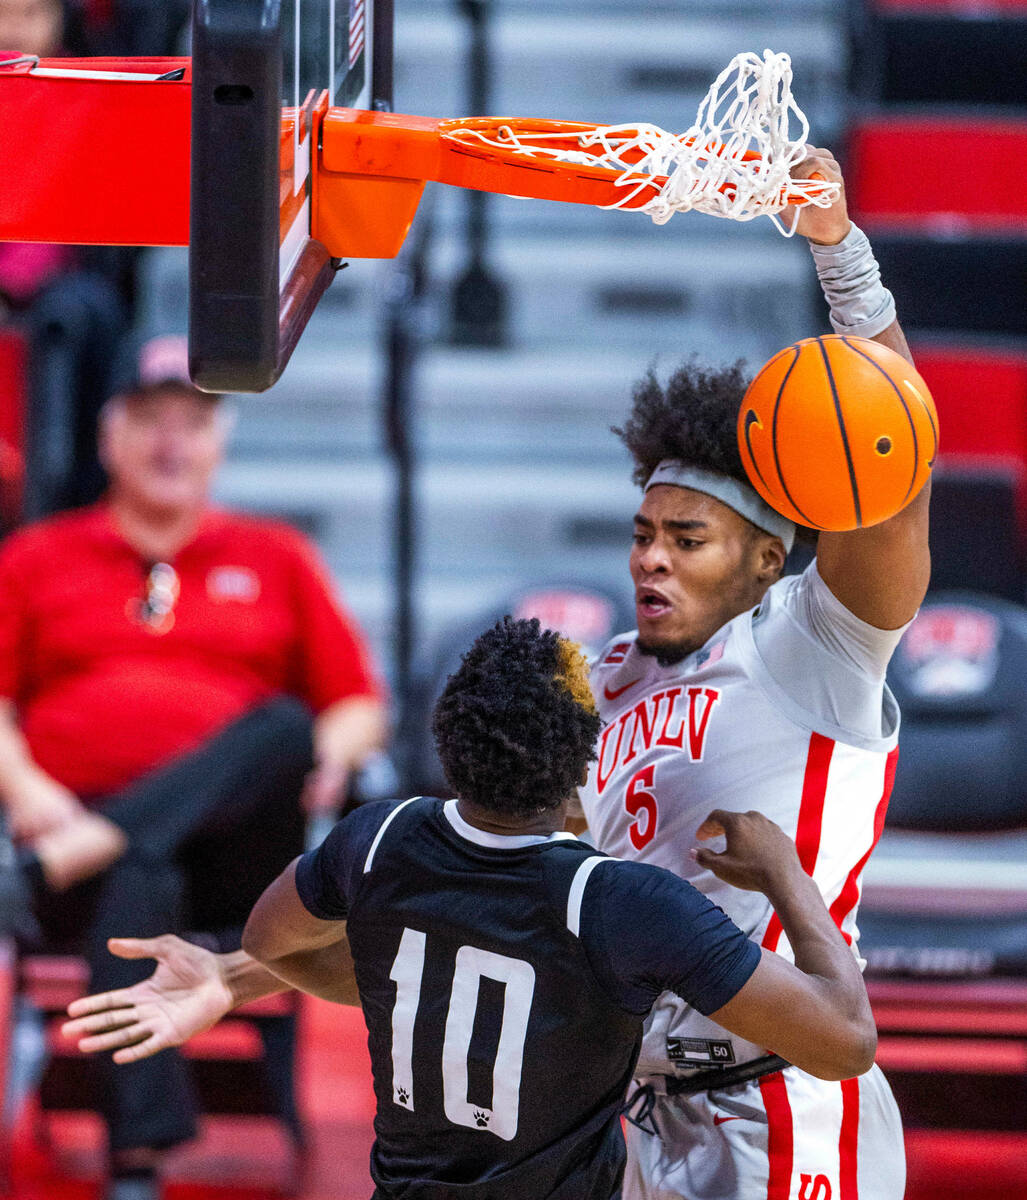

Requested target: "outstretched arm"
[
  {"left": 64, "top": 859, "right": 363, "bottom": 1064},
  {"left": 62, "top": 935, "right": 293, "bottom": 1064},
  {"left": 241, "top": 860, "right": 361, "bottom": 1003},
  {"left": 793, "top": 146, "right": 931, "bottom": 631},
  {"left": 697, "top": 810, "right": 877, "bottom": 1080}
]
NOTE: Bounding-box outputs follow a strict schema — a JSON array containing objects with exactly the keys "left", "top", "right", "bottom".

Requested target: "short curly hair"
[
  {"left": 613, "top": 359, "right": 750, "bottom": 489},
  {"left": 432, "top": 617, "right": 601, "bottom": 817}
]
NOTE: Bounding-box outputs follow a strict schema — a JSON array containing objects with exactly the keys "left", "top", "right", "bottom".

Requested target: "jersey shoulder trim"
[
  {"left": 362, "top": 796, "right": 422, "bottom": 873},
  {"left": 591, "top": 633, "right": 638, "bottom": 671},
  {"left": 566, "top": 855, "right": 616, "bottom": 936}
]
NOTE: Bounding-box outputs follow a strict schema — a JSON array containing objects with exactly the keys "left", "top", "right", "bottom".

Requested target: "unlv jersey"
[
  {"left": 295, "top": 796, "right": 759, "bottom": 1199},
  {"left": 579, "top": 561, "right": 904, "bottom": 1078}
]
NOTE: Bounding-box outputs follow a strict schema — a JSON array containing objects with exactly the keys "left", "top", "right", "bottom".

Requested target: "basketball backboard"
[
  {"left": 189, "top": 0, "right": 393, "bottom": 393},
  {"left": 3, "top": 28, "right": 823, "bottom": 393}
]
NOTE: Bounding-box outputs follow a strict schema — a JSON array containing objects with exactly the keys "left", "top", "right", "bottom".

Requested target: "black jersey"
[{"left": 295, "top": 797, "right": 760, "bottom": 1200}]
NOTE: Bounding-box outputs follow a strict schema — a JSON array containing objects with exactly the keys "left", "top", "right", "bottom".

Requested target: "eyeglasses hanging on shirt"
[{"left": 127, "top": 562, "right": 180, "bottom": 635}]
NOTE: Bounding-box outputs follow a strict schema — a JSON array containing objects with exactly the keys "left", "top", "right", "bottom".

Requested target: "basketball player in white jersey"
[{"left": 575, "top": 147, "right": 929, "bottom": 1200}]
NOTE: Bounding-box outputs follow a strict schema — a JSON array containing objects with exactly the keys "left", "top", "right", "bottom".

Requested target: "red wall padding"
[
  {"left": 848, "top": 118, "right": 1027, "bottom": 227},
  {"left": 914, "top": 347, "right": 1027, "bottom": 462},
  {"left": 0, "top": 60, "right": 190, "bottom": 247}
]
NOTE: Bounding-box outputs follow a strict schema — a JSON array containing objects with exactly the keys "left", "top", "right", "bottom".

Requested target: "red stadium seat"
[
  {"left": 845, "top": 118, "right": 1027, "bottom": 336},
  {"left": 847, "top": 117, "right": 1027, "bottom": 232},
  {"left": 913, "top": 346, "right": 1027, "bottom": 560},
  {"left": 0, "top": 947, "right": 308, "bottom": 1194},
  {"left": 913, "top": 346, "right": 1027, "bottom": 465},
  {"left": 869, "top": 979, "right": 1027, "bottom": 1130}
]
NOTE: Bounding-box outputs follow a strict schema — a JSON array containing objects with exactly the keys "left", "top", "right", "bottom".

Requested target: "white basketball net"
[{"left": 446, "top": 50, "right": 840, "bottom": 236}]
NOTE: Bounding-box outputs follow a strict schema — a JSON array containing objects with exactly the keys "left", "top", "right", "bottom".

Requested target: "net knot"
[{"left": 601, "top": 49, "right": 839, "bottom": 233}]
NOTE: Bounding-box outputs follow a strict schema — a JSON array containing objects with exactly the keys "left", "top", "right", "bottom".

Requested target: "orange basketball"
[{"left": 737, "top": 335, "right": 939, "bottom": 532}]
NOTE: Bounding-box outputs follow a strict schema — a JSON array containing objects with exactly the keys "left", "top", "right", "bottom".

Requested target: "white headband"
[{"left": 644, "top": 461, "right": 796, "bottom": 552}]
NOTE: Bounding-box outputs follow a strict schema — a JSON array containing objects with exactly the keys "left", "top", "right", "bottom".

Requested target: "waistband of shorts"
[{"left": 643, "top": 1053, "right": 791, "bottom": 1097}]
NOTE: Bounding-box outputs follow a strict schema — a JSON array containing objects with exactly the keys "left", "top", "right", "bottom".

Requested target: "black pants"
[{"left": 36, "top": 696, "right": 314, "bottom": 1152}]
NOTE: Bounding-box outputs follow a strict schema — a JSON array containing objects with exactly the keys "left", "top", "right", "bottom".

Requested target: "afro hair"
[
  {"left": 613, "top": 358, "right": 751, "bottom": 490},
  {"left": 432, "top": 617, "right": 600, "bottom": 817}
]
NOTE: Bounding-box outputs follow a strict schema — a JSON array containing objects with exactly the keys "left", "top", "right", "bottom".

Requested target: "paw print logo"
[
  {"left": 396, "top": 1087, "right": 409, "bottom": 1105},
  {"left": 473, "top": 1109, "right": 490, "bottom": 1128}
]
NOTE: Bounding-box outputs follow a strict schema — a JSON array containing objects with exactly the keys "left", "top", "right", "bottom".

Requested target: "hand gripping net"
[{"left": 442, "top": 50, "right": 840, "bottom": 236}]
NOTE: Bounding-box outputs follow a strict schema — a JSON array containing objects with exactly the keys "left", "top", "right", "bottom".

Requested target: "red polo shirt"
[{"left": 0, "top": 504, "right": 383, "bottom": 798}]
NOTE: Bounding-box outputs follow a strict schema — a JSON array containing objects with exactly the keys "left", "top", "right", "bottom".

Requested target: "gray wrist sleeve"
[{"left": 809, "top": 222, "right": 897, "bottom": 340}]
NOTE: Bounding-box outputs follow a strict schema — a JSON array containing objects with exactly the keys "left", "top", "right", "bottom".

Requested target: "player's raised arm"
[
  {"left": 241, "top": 859, "right": 360, "bottom": 1005},
  {"left": 793, "top": 146, "right": 931, "bottom": 631},
  {"left": 245, "top": 799, "right": 412, "bottom": 1001},
  {"left": 695, "top": 810, "right": 876, "bottom": 1080}
]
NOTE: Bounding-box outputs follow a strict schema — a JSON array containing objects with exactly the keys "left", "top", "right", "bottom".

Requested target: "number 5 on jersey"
[
  {"left": 389, "top": 927, "right": 536, "bottom": 1141},
  {"left": 625, "top": 763, "right": 659, "bottom": 850}
]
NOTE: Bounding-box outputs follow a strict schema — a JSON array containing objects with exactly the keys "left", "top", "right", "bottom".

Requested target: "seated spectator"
[{"left": 0, "top": 334, "right": 388, "bottom": 1200}]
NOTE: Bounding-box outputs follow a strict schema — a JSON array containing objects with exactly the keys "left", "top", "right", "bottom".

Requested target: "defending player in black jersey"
[{"left": 65, "top": 618, "right": 876, "bottom": 1200}]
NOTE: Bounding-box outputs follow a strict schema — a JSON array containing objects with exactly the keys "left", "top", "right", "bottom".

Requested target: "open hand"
[
  {"left": 791, "top": 144, "right": 851, "bottom": 246},
  {"left": 62, "top": 935, "right": 233, "bottom": 1064},
  {"left": 692, "top": 809, "right": 802, "bottom": 895}
]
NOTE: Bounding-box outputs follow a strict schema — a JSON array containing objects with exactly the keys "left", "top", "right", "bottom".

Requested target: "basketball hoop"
[
  {"left": 0, "top": 37, "right": 843, "bottom": 385},
  {"left": 438, "top": 52, "right": 836, "bottom": 234},
  {"left": 2, "top": 45, "right": 837, "bottom": 255},
  {"left": 314, "top": 48, "right": 839, "bottom": 256}
]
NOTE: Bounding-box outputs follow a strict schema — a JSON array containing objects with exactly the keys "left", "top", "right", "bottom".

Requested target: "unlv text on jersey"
[{"left": 594, "top": 686, "right": 721, "bottom": 793}]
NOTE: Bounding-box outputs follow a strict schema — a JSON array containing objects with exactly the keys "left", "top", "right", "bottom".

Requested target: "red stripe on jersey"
[
  {"left": 839, "top": 1077, "right": 861, "bottom": 1199},
  {"left": 759, "top": 1070, "right": 794, "bottom": 1200},
  {"left": 603, "top": 641, "right": 631, "bottom": 665},
  {"left": 829, "top": 745, "right": 899, "bottom": 944},
  {"left": 762, "top": 732, "right": 835, "bottom": 952}
]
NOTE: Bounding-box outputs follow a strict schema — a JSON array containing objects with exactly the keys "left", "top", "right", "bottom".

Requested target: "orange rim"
[{"left": 437, "top": 117, "right": 815, "bottom": 205}]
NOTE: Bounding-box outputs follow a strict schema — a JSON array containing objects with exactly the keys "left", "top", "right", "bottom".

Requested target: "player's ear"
[{"left": 755, "top": 535, "right": 787, "bottom": 583}]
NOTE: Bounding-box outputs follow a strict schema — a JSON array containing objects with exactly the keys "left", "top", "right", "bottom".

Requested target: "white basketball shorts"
[{"left": 622, "top": 1064, "right": 905, "bottom": 1200}]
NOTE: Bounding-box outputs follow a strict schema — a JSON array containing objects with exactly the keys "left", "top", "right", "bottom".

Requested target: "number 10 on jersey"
[{"left": 389, "top": 927, "right": 537, "bottom": 1141}]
